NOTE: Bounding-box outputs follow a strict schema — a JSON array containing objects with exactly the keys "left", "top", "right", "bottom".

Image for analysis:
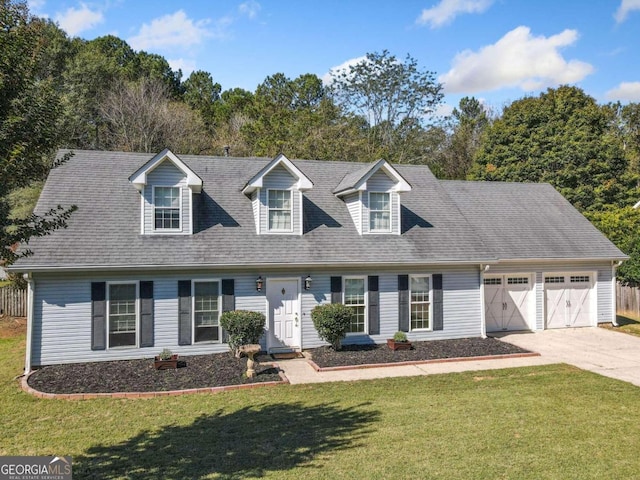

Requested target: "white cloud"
[
  {"left": 614, "top": 0, "right": 640, "bottom": 23},
  {"left": 439, "top": 26, "right": 593, "bottom": 94},
  {"left": 239, "top": 0, "right": 261, "bottom": 19},
  {"left": 128, "top": 10, "right": 215, "bottom": 51},
  {"left": 168, "top": 58, "right": 197, "bottom": 78},
  {"left": 416, "top": 0, "right": 493, "bottom": 28},
  {"left": 54, "top": 3, "right": 104, "bottom": 36},
  {"left": 606, "top": 82, "right": 640, "bottom": 101},
  {"left": 27, "top": 0, "right": 47, "bottom": 16},
  {"left": 322, "top": 55, "right": 368, "bottom": 85}
]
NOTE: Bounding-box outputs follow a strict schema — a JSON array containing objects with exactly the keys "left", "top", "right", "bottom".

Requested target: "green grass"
[
  {"left": 2, "top": 319, "right": 640, "bottom": 479},
  {"left": 603, "top": 313, "right": 640, "bottom": 338}
]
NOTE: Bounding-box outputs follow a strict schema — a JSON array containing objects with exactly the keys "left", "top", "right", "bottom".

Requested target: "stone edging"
[
  {"left": 21, "top": 363, "right": 290, "bottom": 400},
  {"left": 306, "top": 352, "right": 541, "bottom": 372}
]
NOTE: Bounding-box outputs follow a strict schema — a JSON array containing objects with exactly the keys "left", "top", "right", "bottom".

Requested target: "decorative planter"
[
  {"left": 154, "top": 354, "right": 179, "bottom": 370},
  {"left": 387, "top": 339, "right": 412, "bottom": 351}
]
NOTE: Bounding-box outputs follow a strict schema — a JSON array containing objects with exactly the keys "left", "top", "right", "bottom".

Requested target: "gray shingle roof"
[
  {"left": 441, "top": 180, "right": 626, "bottom": 261},
  {"left": 12, "top": 150, "right": 626, "bottom": 271}
]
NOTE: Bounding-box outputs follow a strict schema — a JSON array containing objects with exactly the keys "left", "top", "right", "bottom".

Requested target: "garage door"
[
  {"left": 485, "top": 275, "right": 533, "bottom": 332},
  {"left": 545, "top": 274, "right": 593, "bottom": 328}
]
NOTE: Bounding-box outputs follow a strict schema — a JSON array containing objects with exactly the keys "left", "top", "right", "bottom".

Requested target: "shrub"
[
  {"left": 393, "top": 331, "right": 408, "bottom": 342},
  {"left": 220, "top": 310, "right": 266, "bottom": 357},
  {"left": 310, "top": 303, "right": 354, "bottom": 350},
  {"left": 158, "top": 348, "right": 174, "bottom": 360}
]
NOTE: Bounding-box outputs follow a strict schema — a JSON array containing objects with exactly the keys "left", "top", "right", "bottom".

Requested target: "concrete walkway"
[
  {"left": 278, "top": 353, "right": 554, "bottom": 384},
  {"left": 497, "top": 327, "right": 640, "bottom": 387},
  {"left": 277, "top": 328, "right": 640, "bottom": 387}
]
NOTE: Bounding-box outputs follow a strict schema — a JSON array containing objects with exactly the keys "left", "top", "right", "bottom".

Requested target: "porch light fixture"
[
  {"left": 255, "top": 276, "right": 263, "bottom": 292},
  {"left": 304, "top": 275, "right": 312, "bottom": 291}
]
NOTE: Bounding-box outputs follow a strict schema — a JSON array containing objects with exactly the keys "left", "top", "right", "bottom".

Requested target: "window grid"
[
  {"left": 570, "top": 275, "right": 590, "bottom": 283},
  {"left": 484, "top": 278, "right": 502, "bottom": 285},
  {"left": 410, "top": 276, "right": 430, "bottom": 330},
  {"left": 344, "top": 278, "right": 366, "bottom": 333},
  {"left": 194, "top": 281, "right": 220, "bottom": 342},
  {"left": 507, "top": 277, "right": 529, "bottom": 285},
  {"left": 154, "top": 187, "right": 180, "bottom": 230},
  {"left": 545, "top": 276, "right": 565, "bottom": 284},
  {"left": 109, "top": 284, "right": 136, "bottom": 333},
  {"left": 369, "top": 192, "right": 391, "bottom": 232},
  {"left": 268, "top": 190, "right": 292, "bottom": 231}
]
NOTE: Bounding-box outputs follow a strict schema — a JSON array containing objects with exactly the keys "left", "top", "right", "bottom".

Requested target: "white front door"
[{"left": 266, "top": 278, "right": 301, "bottom": 351}]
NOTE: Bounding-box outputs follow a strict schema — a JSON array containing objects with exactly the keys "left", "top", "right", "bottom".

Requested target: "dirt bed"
[
  {"left": 28, "top": 353, "right": 282, "bottom": 394},
  {"left": 307, "top": 337, "right": 532, "bottom": 368}
]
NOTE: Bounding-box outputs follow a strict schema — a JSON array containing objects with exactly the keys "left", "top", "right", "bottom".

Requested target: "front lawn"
[{"left": 2, "top": 317, "right": 639, "bottom": 479}]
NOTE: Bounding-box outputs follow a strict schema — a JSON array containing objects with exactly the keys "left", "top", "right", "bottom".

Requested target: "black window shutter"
[
  {"left": 221, "top": 279, "right": 235, "bottom": 343},
  {"left": 330, "top": 276, "right": 342, "bottom": 304},
  {"left": 91, "top": 282, "right": 106, "bottom": 350},
  {"left": 368, "top": 276, "right": 380, "bottom": 335},
  {"left": 433, "top": 274, "right": 443, "bottom": 331},
  {"left": 139, "top": 281, "right": 154, "bottom": 347},
  {"left": 398, "top": 275, "right": 409, "bottom": 332},
  {"left": 178, "top": 280, "right": 192, "bottom": 345}
]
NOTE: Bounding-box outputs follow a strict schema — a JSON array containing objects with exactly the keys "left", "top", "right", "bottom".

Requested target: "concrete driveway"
[{"left": 497, "top": 327, "right": 640, "bottom": 387}]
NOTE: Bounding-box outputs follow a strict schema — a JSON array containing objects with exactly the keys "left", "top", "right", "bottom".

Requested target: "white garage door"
[
  {"left": 545, "top": 274, "right": 593, "bottom": 329},
  {"left": 485, "top": 275, "right": 533, "bottom": 332}
]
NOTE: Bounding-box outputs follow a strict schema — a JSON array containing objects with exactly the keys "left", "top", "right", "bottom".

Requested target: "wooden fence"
[
  {"left": 616, "top": 283, "right": 640, "bottom": 319},
  {"left": 0, "top": 286, "right": 26, "bottom": 317}
]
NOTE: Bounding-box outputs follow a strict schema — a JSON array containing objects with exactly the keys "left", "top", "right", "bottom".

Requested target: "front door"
[{"left": 266, "top": 278, "right": 301, "bottom": 351}]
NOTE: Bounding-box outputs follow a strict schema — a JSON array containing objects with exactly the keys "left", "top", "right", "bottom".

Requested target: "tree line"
[{"left": 2, "top": 0, "right": 640, "bottom": 284}]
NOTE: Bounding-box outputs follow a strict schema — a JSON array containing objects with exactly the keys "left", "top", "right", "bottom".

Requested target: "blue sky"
[{"left": 28, "top": 0, "right": 640, "bottom": 114}]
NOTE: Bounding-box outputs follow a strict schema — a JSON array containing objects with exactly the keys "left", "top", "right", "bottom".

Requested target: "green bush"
[
  {"left": 220, "top": 310, "right": 266, "bottom": 357},
  {"left": 393, "top": 331, "right": 408, "bottom": 342},
  {"left": 310, "top": 303, "right": 354, "bottom": 350}
]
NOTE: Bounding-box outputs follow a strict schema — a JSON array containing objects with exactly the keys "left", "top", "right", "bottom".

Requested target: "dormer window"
[
  {"left": 369, "top": 192, "right": 391, "bottom": 232},
  {"left": 268, "top": 189, "right": 292, "bottom": 232},
  {"left": 154, "top": 186, "right": 181, "bottom": 230}
]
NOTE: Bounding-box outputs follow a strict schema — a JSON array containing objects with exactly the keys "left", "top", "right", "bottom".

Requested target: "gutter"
[
  {"left": 24, "top": 274, "right": 34, "bottom": 376},
  {"left": 8, "top": 258, "right": 500, "bottom": 274}
]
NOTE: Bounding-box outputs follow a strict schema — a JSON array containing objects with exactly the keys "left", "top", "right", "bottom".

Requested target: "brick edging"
[
  {"left": 21, "top": 363, "right": 290, "bottom": 400},
  {"left": 306, "top": 352, "right": 541, "bottom": 372}
]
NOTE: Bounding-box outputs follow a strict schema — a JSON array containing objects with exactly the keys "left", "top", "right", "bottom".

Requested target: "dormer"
[
  {"left": 334, "top": 159, "right": 411, "bottom": 235},
  {"left": 242, "top": 154, "right": 313, "bottom": 235},
  {"left": 129, "top": 149, "right": 202, "bottom": 235}
]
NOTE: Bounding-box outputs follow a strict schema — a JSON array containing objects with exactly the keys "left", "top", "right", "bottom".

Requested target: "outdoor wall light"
[
  {"left": 255, "top": 276, "right": 263, "bottom": 292},
  {"left": 304, "top": 275, "right": 312, "bottom": 291}
]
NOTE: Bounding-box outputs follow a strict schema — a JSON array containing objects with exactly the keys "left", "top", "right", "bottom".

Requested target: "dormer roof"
[
  {"left": 128, "top": 148, "right": 203, "bottom": 193},
  {"left": 333, "top": 159, "right": 412, "bottom": 196},
  {"left": 242, "top": 153, "right": 313, "bottom": 195}
]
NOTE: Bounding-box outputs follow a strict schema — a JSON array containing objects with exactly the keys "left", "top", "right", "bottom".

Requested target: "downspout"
[
  {"left": 479, "top": 264, "right": 489, "bottom": 338},
  {"left": 24, "top": 273, "right": 35, "bottom": 376},
  {"left": 611, "top": 261, "right": 622, "bottom": 327}
]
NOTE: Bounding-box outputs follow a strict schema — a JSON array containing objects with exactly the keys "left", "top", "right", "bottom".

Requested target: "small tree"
[
  {"left": 310, "top": 303, "right": 354, "bottom": 350},
  {"left": 220, "top": 310, "right": 265, "bottom": 357}
]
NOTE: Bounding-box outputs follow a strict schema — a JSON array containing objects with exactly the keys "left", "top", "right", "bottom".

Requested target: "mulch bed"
[
  {"left": 307, "top": 337, "right": 532, "bottom": 368},
  {"left": 27, "top": 353, "right": 282, "bottom": 394}
]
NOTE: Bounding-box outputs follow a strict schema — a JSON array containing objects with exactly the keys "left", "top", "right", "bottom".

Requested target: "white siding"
[
  {"left": 32, "top": 266, "right": 484, "bottom": 365},
  {"left": 251, "top": 191, "right": 259, "bottom": 234},
  {"left": 363, "top": 171, "right": 400, "bottom": 235},
  {"left": 258, "top": 165, "right": 302, "bottom": 235},
  {"left": 344, "top": 193, "right": 362, "bottom": 234},
  {"left": 143, "top": 160, "right": 191, "bottom": 235}
]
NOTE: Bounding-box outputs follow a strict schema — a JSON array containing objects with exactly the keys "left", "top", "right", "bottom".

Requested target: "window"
[
  {"left": 507, "top": 277, "right": 529, "bottom": 285},
  {"left": 154, "top": 186, "right": 181, "bottom": 230},
  {"left": 571, "top": 275, "right": 590, "bottom": 283},
  {"left": 268, "top": 189, "right": 292, "bottom": 231},
  {"left": 108, "top": 283, "right": 137, "bottom": 348},
  {"left": 545, "top": 276, "right": 565, "bottom": 284},
  {"left": 484, "top": 278, "right": 502, "bottom": 285},
  {"left": 193, "top": 281, "right": 220, "bottom": 343},
  {"left": 410, "top": 276, "right": 431, "bottom": 330},
  {"left": 344, "top": 278, "right": 366, "bottom": 333},
  {"left": 369, "top": 192, "right": 391, "bottom": 232}
]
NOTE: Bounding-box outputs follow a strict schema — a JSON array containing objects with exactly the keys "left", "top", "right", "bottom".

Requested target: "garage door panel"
[
  {"left": 504, "top": 287, "right": 531, "bottom": 331},
  {"left": 544, "top": 273, "right": 593, "bottom": 329},
  {"left": 485, "top": 275, "right": 533, "bottom": 332},
  {"left": 485, "top": 285, "right": 503, "bottom": 332}
]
